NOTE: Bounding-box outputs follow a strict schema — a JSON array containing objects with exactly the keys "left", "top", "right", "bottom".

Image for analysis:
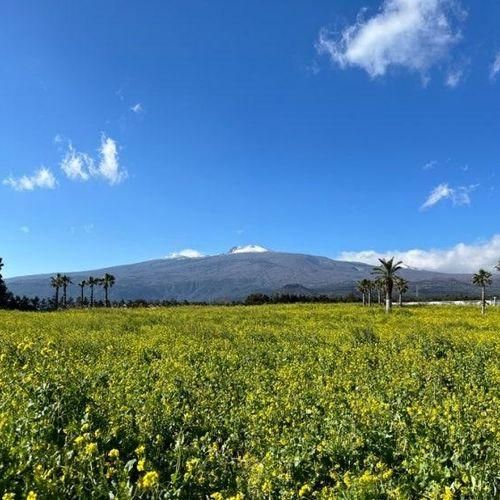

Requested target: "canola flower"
[
  {"left": 0, "top": 304, "right": 497, "bottom": 498},
  {"left": 138, "top": 471, "right": 159, "bottom": 490}
]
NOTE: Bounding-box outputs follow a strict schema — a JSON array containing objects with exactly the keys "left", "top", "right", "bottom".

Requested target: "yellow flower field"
[{"left": 0, "top": 305, "right": 498, "bottom": 498}]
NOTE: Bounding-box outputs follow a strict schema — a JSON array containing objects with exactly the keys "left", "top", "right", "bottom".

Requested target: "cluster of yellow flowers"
[{"left": 0, "top": 304, "right": 498, "bottom": 498}]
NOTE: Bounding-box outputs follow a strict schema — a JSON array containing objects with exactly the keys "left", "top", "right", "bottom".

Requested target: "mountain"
[{"left": 6, "top": 248, "right": 500, "bottom": 302}]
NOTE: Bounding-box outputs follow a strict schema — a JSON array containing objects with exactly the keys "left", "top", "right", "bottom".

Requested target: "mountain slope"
[{"left": 6, "top": 251, "right": 499, "bottom": 302}]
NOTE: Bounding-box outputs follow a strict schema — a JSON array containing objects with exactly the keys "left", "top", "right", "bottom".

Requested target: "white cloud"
[
  {"left": 166, "top": 249, "right": 205, "bottom": 259},
  {"left": 20, "top": 226, "right": 30, "bottom": 233},
  {"left": 420, "top": 182, "right": 476, "bottom": 210},
  {"left": 423, "top": 160, "right": 438, "bottom": 170},
  {"left": 90, "top": 135, "right": 127, "bottom": 185},
  {"left": 58, "top": 135, "right": 126, "bottom": 186},
  {"left": 490, "top": 52, "right": 500, "bottom": 80},
  {"left": 3, "top": 167, "right": 57, "bottom": 191},
  {"left": 316, "top": 0, "right": 463, "bottom": 80},
  {"left": 337, "top": 235, "right": 500, "bottom": 273},
  {"left": 60, "top": 144, "right": 93, "bottom": 181},
  {"left": 130, "top": 103, "right": 143, "bottom": 113},
  {"left": 445, "top": 67, "right": 463, "bottom": 87}
]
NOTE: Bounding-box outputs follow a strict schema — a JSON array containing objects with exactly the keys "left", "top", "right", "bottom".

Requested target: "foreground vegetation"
[{"left": 0, "top": 305, "right": 498, "bottom": 499}]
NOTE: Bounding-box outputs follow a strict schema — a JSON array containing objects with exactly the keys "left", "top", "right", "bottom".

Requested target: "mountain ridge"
[{"left": 6, "top": 250, "right": 499, "bottom": 302}]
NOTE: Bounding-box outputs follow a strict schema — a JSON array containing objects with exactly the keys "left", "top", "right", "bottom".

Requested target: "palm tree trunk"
[
  {"left": 399, "top": 292, "right": 402, "bottom": 307},
  {"left": 80, "top": 287, "right": 84, "bottom": 306},
  {"left": 105, "top": 286, "right": 109, "bottom": 307},
  {"left": 63, "top": 286, "right": 67, "bottom": 307},
  {"left": 90, "top": 286, "right": 94, "bottom": 308},
  {"left": 481, "top": 286, "right": 485, "bottom": 314},
  {"left": 362, "top": 292, "right": 366, "bottom": 306},
  {"left": 55, "top": 288, "right": 59, "bottom": 310},
  {"left": 377, "top": 290, "right": 381, "bottom": 305},
  {"left": 367, "top": 291, "right": 371, "bottom": 306},
  {"left": 385, "top": 291, "right": 391, "bottom": 313}
]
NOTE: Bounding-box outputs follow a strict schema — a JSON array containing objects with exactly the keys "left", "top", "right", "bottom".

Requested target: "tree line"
[
  {"left": 50, "top": 273, "right": 116, "bottom": 309},
  {"left": 1, "top": 256, "right": 499, "bottom": 313},
  {"left": 357, "top": 258, "right": 500, "bottom": 314}
]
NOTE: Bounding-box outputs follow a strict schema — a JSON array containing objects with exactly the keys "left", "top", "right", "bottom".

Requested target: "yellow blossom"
[
  {"left": 299, "top": 483, "right": 312, "bottom": 497},
  {"left": 139, "top": 470, "right": 159, "bottom": 489},
  {"left": 74, "top": 436, "right": 85, "bottom": 446},
  {"left": 84, "top": 442, "right": 98, "bottom": 455},
  {"left": 442, "top": 487, "right": 454, "bottom": 500}
]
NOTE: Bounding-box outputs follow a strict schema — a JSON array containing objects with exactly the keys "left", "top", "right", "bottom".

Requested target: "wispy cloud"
[
  {"left": 337, "top": 234, "right": 500, "bottom": 273},
  {"left": 3, "top": 167, "right": 57, "bottom": 191},
  {"left": 422, "top": 160, "right": 438, "bottom": 170},
  {"left": 60, "top": 144, "right": 93, "bottom": 181},
  {"left": 91, "top": 135, "right": 127, "bottom": 185},
  {"left": 445, "top": 67, "right": 464, "bottom": 88},
  {"left": 130, "top": 103, "right": 143, "bottom": 114},
  {"left": 490, "top": 52, "right": 500, "bottom": 80},
  {"left": 20, "top": 226, "right": 30, "bottom": 234},
  {"left": 420, "top": 182, "right": 477, "bottom": 210},
  {"left": 59, "top": 135, "right": 127, "bottom": 186},
  {"left": 53, "top": 133, "right": 64, "bottom": 144},
  {"left": 165, "top": 249, "right": 204, "bottom": 259},
  {"left": 316, "top": 0, "right": 464, "bottom": 81}
]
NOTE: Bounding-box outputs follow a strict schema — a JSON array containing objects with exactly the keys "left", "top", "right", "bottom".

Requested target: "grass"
[{"left": 0, "top": 304, "right": 498, "bottom": 498}]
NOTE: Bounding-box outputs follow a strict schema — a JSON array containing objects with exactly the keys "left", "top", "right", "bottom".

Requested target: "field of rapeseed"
[{"left": 0, "top": 305, "right": 498, "bottom": 499}]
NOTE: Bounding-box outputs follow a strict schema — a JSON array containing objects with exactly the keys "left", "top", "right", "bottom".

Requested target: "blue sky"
[{"left": 1, "top": 0, "right": 500, "bottom": 277}]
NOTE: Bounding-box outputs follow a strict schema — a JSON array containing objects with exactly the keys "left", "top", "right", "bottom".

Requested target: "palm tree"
[
  {"left": 394, "top": 276, "right": 409, "bottom": 307},
  {"left": 372, "top": 257, "right": 404, "bottom": 313},
  {"left": 101, "top": 273, "right": 116, "bottom": 307},
  {"left": 357, "top": 279, "right": 368, "bottom": 306},
  {"left": 472, "top": 269, "right": 492, "bottom": 314},
  {"left": 374, "top": 278, "right": 385, "bottom": 306},
  {"left": 50, "top": 273, "right": 63, "bottom": 310},
  {"left": 87, "top": 276, "right": 99, "bottom": 308},
  {"left": 61, "top": 275, "right": 72, "bottom": 308},
  {"left": 366, "top": 279, "right": 374, "bottom": 306},
  {"left": 78, "top": 280, "right": 87, "bottom": 306},
  {"left": 0, "top": 257, "right": 9, "bottom": 307}
]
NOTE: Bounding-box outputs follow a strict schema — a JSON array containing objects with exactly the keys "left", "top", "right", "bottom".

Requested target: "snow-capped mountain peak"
[{"left": 228, "top": 245, "right": 269, "bottom": 254}]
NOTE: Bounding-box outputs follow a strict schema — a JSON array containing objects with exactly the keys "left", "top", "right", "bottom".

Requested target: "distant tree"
[
  {"left": 357, "top": 279, "right": 371, "bottom": 306},
  {"left": 394, "top": 276, "right": 409, "bottom": 307},
  {"left": 78, "top": 280, "right": 87, "bottom": 306},
  {"left": 61, "top": 275, "right": 72, "bottom": 308},
  {"left": 50, "top": 273, "right": 63, "bottom": 310},
  {"left": 496, "top": 261, "right": 500, "bottom": 272},
  {"left": 101, "top": 273, "right": 116, "bottom": 307},
  {"left": 372, "top": 257, "right": 404, "bottom": 313},
  {"left": 0, "top": 257, "right": 11, "bottom": 308},
  {"left": 472, "top": 269, "right": 492, "bottom": 315},
  {"left": 374, "top": 278, "right": 385, "bottom": 306},
  {"left": 244, "top": 293, "right": 272, "bottom": 305},
  {"left": 87, "top": 276, "right": 99, "bottom": 308},
  {"left": 366, "top": 280, "right": 374, "bottom": 306}
]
